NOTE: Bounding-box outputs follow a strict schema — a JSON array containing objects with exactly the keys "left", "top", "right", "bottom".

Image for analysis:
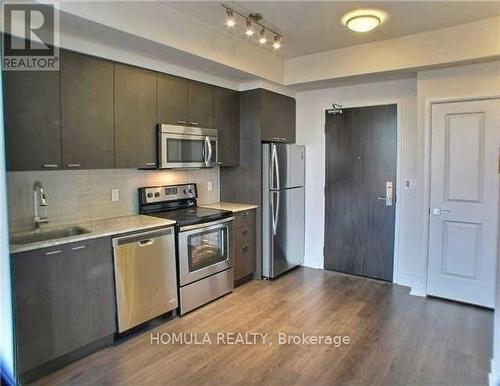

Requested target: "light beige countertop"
[
  {"left": 201, "top": 202, "right": 258, "bottom": 213},
  {"left": 10, "top": 215, "right": 176, "bottom": 254}
]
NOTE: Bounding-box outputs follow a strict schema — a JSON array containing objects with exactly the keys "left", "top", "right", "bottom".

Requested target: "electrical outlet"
[
  {"left": 111, "top": 189, "right": 120, "bottom": 202},
  {"left": 207, "top": 181, "right": 213, "bottom": 192}
]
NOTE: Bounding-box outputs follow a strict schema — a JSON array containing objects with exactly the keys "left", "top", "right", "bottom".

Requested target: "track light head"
[
  {"left": 225, "top": 8, "right": 235, "bottom": 27},
  {"left": 258, "top": 28, "right": 267, "bottom": 44},
  {"left": 272, "top": 35, "right": 281, "bottom": 49},
  {"left": 245, "top": 19, "right": 254, "bottom": 36}
]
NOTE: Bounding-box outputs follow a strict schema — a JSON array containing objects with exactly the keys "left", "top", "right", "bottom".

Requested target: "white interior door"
[{"left": 427, "top": 99, "right": 500, "bottom": 308}]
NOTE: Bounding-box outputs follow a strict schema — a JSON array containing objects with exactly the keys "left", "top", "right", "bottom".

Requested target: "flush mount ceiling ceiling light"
[
  {"left": 222, "top": 4, "right": 282, "bottom": 50},
  {"left": 341, "top": 9, "right": 387, "bottom": 33}
]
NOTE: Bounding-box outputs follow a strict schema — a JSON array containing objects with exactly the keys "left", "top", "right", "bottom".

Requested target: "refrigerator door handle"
[
  {"left": 271, "top": 191, "right": 280, "bottom": 236},
  {"left": 271, "top": 144, "right": 280, "bottom": 190}
]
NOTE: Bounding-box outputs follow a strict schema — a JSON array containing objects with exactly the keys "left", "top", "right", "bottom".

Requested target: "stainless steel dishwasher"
[{"left": 113, "top": 227, "right": 177, "bottom": 333}]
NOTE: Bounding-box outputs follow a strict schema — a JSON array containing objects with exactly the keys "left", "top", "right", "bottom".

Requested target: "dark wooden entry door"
[{"left": 324, "top": 104, "right": 397, "bottom": 281}]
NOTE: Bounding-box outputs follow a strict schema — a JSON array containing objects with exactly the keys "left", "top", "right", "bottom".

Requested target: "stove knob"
[
  {"left": 183, "top": 189, "right": 187, "bottom": 194},
  {"left": 147, "top": 193, "right": 153, "bottom": 198},
  {"left": 154, "top": 192, "right": 160, "bottom": 198}
]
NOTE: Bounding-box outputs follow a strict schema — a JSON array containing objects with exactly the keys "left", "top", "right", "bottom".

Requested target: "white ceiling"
[{"left": 166, "top": 1, "right": 500, "bottom": 58}]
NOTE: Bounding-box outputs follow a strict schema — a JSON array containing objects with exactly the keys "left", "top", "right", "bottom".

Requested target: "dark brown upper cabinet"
[
  {"left": 61, "top": 50, "right": 115, "bottom": 169},
  {"left": 157, "top": 73, "right": 188, "bottom": 125},
  {"left": 260, "top": 89, "right": 296, "bottom": 143},
  {"left": 114, "top": 64, "right": 157, "bottom": 169},
  {"left": 3, "top": 70, "right": 61, "bottom": 171},
  {"left": 187, "top": 81, "right": 214, "bottom": 128},
  {"left": 214, "top": 87, "right": 239, "bottom": 167}
]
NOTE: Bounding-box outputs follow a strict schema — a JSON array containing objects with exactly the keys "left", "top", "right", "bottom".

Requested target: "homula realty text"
[{"left": 151, "top": 332, "right": 351, "bottom": 347}]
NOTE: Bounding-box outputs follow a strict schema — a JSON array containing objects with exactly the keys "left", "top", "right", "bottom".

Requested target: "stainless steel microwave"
[{"left": 158, "top": 124, "right": 218, "bottom": 169}]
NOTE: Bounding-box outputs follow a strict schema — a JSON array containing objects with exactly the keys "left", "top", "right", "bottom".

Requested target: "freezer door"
[
  {"left": 263, "top": 186, "right": 305, "bottom": 278},
  {"left": 274, "top": 144, "right": 305, "bottom": 189}
]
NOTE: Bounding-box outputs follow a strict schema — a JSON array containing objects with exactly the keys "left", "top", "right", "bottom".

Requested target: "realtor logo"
[{"left": 2, "top": 2, "right": 59, "bottom": 70}]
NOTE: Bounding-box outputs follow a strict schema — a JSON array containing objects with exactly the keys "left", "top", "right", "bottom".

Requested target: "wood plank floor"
[{"left": 32, "top": 267, "right": 493, "bottom": 386}]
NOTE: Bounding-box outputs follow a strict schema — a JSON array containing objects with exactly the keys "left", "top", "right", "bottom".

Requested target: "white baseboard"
[{"left": 396, "top": 272, "right": 427, "bottom": 297}]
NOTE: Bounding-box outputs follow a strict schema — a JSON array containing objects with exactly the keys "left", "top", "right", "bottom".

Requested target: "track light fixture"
[{"left": 222, "top": 4, "right": 282, "bottom": 50}]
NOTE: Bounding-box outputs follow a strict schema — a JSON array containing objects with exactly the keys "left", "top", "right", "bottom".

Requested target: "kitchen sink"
[{"left": 10, "top": 226, "right": 92, "bottom": 245}]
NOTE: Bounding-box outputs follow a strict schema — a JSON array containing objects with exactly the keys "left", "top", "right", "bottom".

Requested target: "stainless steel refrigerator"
[{"left": 262, "top": 143, "right": 305, "bottom": 279}]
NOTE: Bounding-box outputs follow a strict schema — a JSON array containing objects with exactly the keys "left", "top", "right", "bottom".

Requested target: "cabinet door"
[
  {"left": 3, "top": 70, "right": 61, "bottom": 171},
  {"left": 157, "top": 73, "right": 188, "bottom": 125},
  {"left": 61, "top": 50, "right": 115, "bottom": 169},
  {"left": 214, "top": 87, "right": 239, "bottom": 166},
  {"left": 281, "top": 95, "right": 296, "bottom": 143},
  {"left": 260, "top": 89, "right": 281, "bottom": 142},
  {"left": 260, "top": 90, "right": 296, "bottom": 143},
  {"left": 115, "top": 64, "right": 157, "bottom": 169},
  {"left": 187, "top": 81, "right": 214, "bottom": 128},
  {"left": 233, "top": 224, "right": 256, "bottom": 282},
  {"left": 13, "top": 237, "right": 115, "bottom": 374}
]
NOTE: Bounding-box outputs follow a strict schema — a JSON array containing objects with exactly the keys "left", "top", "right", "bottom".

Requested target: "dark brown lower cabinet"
[
  {"left": 233, "top": 209, "right": 256, "bottom": 284},
  {"left": 12, "top": 237, "right": 116, "bottom": 381}
]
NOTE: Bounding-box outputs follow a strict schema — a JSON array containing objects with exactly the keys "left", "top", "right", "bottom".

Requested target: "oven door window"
[
  {"left": 187, "top": 227, "right": 228, "bottom": 272},
  {"left": 166, "top": 138, "right": 204, "bottom": 163}
]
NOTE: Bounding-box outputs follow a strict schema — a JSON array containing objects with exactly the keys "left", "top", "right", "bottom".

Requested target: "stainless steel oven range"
[{"left": 139, "top": 183, "right": 234, "bottom": 315}]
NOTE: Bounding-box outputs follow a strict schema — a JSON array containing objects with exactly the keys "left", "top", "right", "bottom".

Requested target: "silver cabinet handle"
[
  {"left": 67, "top": 164, "right": 81, "bottom": 168},
  {"left": 145, "top": 162, "right": 156, "bottom": 167},
  {"left": 71, "top": 245, "right": 86, "bottom": 251},
  {"left": 190, "top": 122, "right": 199, "bottom": 126},
  {"left": 45, "top": 250, "right": 62, "bottom": 255},
  {"left": 43, "top": 164, "right": 58, "bottom": 168},
  {"left": 177, "top": 120, "right": 187, "bottom": 124}
]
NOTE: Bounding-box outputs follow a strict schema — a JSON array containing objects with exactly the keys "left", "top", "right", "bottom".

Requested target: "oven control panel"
[{"left": 142, "top": 183, "right": 197, "bottom": 204}]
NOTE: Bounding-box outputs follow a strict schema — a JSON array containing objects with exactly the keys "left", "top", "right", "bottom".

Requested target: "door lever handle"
[
  {"left": 377, "top": 196, "right": 387, "bottom": 200},
  {"left": 432, "top": 208, "right": 451, "bottom": 216}
]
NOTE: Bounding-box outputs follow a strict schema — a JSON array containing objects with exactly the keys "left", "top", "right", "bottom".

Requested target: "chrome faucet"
[{"left": 33, "top": 181, "right": 49, "bottom": 228}]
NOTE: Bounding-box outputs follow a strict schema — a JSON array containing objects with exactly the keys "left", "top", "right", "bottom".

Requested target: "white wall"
[{"left": 295, "top": 78, "right": 418, "bottom": 287}]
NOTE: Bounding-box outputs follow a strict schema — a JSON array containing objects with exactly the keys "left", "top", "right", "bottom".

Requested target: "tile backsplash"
[{"left": 7, "top": 168, "right": 220, "bottom": 232}]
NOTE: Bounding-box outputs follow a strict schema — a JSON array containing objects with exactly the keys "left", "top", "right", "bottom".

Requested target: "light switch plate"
[
  {"left": 111, "top": 189, "right": 120, "bottom": 202},
  {"left": 207, "top": 181, "right": 213, "bottom": 192}
]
